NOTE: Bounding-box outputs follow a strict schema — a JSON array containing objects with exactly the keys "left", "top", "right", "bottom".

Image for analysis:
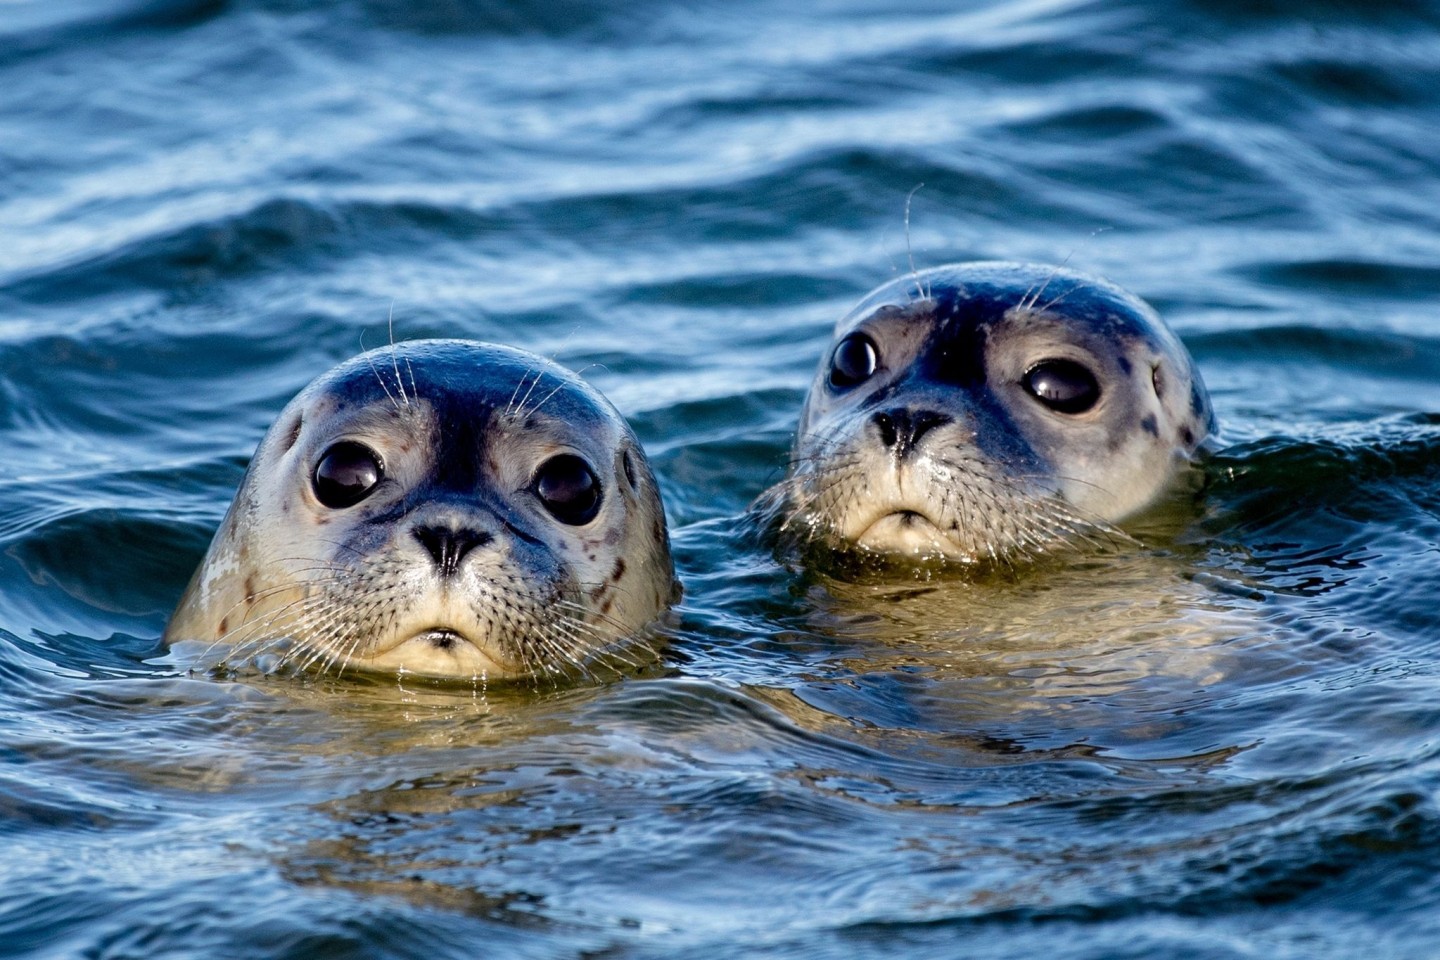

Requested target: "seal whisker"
[
  {"left": 774, "top": 261, "right": 1212, "bottom": 576},
  {"left": 903, "top": 182, "right": 927, "bottom": 302},
  {"left": 534, "top": 621, "right": 599, "bottom": 678},
  {"left": 164, "top": 339, "right": 677, "bottom": 683},
  {"left": 553, "top": 595, "right": 640, "bottom": 642},
  {"left": 198, "top": 574, "right": 339, "bottom": 641},
  {"left": 211, "top": 595, "right": 337, "bottom": 669},
  {"left": 1038, "top": 285, "right": 1080, "bottom": 314},
  {"left": 504, "top": 364, "right": 533, "bottom": 418},
  {"left": 526, "top": 377, "right": 575, "bottom": 418},
  {"left": 199, "top": 579, "right": 348, "bottom": 651},
  {"left": 298, "top": 616, "right": 364, "bottom": 676},
  {"left": 1018, "top": 251, "right": 1075, "bottom": 313},
  {"left": 387, "top": 303, "right": 410, "bottom": 408},
  {"left": 364, "top": 351, "right": 405, "bottom": 414},
  {"left": 549, "top": 610, "right": 645, "bottom": 677},
  {"left": 511, "top": 366, "right": 549, "bottom": 420}
]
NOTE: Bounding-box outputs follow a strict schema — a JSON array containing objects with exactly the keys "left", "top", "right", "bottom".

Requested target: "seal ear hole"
[
  {"left": 621, "top": 448, "right": 638, "bottom": 491},
  {"left": 313, "top": 441, "right": 384, "bottom": 509},
  {"left": 829, "top": 332, "right": 879, "bottom": 389},
  {"left": 279, "top": 414, "right": 304, "bottom": 454},
  {"left": 534, "top": 454, "right": 603, "bottom": 526},
  {"left": 1022, "top": 359, "right": 1100, "bottom": 415}
]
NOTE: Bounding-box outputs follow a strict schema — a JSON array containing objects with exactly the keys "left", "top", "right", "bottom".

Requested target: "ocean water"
[{"left": 4, "top": 0, "right": 1440, "bottom": 956}]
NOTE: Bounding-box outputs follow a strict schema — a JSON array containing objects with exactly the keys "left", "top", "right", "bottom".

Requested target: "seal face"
[
  {"left": 165, "top": 340, "right": 676, "bottom": 681},
  {"left": 781, "top": 261, "right": 1214, "bottom": 571}
]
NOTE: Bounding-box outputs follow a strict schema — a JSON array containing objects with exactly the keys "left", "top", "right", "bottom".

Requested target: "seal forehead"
[
  {"left": 842, "top": 261, "right": 1168, "bottom": 346},
  {"left": 313, "top": 339, "right": 613, "bottom": 428}
]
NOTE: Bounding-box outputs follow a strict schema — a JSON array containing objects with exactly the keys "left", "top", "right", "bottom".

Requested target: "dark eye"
[
  {"left": 312, "top": 441, "right": 383, "bottom": 508},
  {"left": 1022, "top": 359, "right": 1101, "bottom": 414},
  {"left": 534, "top": 454, "right": 602, "bottom": 525},
  {"left": 829, "top": 333, "right": 878, "bottom": 389}
]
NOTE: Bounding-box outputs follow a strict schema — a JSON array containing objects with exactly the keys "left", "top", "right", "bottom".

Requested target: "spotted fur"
[
  {"left": 166, "top": 340, "right": 676, "bottom": 682},
  {"left": 778, "top": 261, "right": 1213, "bottom": 573}
]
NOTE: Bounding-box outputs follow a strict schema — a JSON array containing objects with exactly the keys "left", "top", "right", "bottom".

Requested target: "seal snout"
[
  {"left": 782, "top": 262, "right": 1214, "bottom": 575},
  {"left": 871, "top": 408, "right": 951, "bottom": 459},
  {"left": 164, "top": 338, "right": 676, "bottom": 680},
  {"left": 412, "top": 523, "right": 495, "bottom": 578}
]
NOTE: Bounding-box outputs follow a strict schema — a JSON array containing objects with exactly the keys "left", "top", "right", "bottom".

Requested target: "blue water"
[{"left": 5, "top": 0, "right": 1440, "bottom": 956}]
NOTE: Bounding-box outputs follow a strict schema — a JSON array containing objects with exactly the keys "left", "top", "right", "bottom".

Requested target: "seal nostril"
[
  {"left": 872, "top": 408, "right": 950, "bottom": 457},
  {"left": 873, "top": 411, "right": 898, "bottom": 448},
  {"left": 413, "top": 525, "right": 492, "bottom": 577},
  {"left": 911, "top": 411, "right": 950, "bottom": 443}
]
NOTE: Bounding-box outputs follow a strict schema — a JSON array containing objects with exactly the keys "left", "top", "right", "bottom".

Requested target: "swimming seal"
[
  {"left": 165, "top": 339, "right": 676, "bottom": 681},
  {"left": 780, "top": 261, "right": 1213, "bottom": 570}
]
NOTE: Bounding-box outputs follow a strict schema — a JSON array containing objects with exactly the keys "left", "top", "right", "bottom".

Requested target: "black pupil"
[
  {"left": 1023, "top": 360, "right": 1100, "bottom": 414},
  {"left": 830, "top": 333, "right": 878, "bottom": 388},
  {"left": 313, "top": 441, "right": 382, "bottom": 508},
  {"left": 535, "top": 454, "right": 601, "bottom": 525}
]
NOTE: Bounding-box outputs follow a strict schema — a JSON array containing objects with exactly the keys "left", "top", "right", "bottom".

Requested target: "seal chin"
[
  {"left": 358, "top": 624, "right": 515, "bottom": 679},
  {"left": 853, "top": 509, "right": 970, "bottom": 561}
]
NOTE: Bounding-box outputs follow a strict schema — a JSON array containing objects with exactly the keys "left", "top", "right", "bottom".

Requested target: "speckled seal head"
[
  {"left": 165, "top": 339, "right": 676, "bottom": 681},
  {"left": 783, "top": 261, "right": 1213, "bottom": 570}
]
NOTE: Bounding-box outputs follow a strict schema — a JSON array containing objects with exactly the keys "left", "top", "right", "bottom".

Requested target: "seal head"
[
  {"left": 783, "top": 262, "right": 1213, "bottom": 571},
  {"left": 166, "top": 339, "right": 675, "bottom": 680}
]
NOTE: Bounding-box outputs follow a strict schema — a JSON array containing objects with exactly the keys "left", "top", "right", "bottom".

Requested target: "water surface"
[{"left": 4, "top": 0, "right": 1440, "bottom": 957}]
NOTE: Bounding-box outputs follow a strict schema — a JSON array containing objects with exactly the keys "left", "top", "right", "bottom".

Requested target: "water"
[{"left": 4, "top": 0, "right": 1440, "bottom": 956}]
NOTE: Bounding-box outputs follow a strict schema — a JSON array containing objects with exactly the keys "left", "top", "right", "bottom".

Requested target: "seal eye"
[
  {"left": 829, "top": 333, "right": 878, "bottom": 389},
  {"left": 1022, "top": 359, "right": 1101, "bottom": 415},
  {"left": 313, "top": 441, "right": 383, "bottom": 508},
  {"left": 534, "top": 454, "right": 602, "bottom": 526}
]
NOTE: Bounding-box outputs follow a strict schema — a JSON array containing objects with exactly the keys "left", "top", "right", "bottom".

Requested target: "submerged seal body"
[
  {"left": 781, "top": 261, "right": 1213, "bottom": 570},
  {"left": 166, "top": 339, "right": 676, "bottom": 680}
]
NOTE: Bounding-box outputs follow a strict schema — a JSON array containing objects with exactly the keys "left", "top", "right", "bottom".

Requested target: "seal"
[
  {"left": 164, "top": 339, "right": 676, "bottom": 681},
  {"left": 780, "top": 261, "right": 1213, "bottom": 571}
]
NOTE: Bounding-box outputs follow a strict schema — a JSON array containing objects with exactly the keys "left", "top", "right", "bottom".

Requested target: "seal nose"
[
  {"left": 872, "top": 408, "right": 951, "bottom": 458},
  {"left": 413, "top": 524, "right": 493, "bottom": 578}
]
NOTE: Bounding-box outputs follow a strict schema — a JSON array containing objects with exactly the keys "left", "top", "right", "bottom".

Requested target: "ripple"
[
  {"left": 3, "top": 0, "right": 1440, "bottom": 956},
  {"left": 0, "top": 0, "right": 226, "bottom": 52},
  {"left": 6, "top": 508, "right": 200, "bottom": 620},
  {"left": 340, "top": 0, "right": 668, "bottom": 39},
  {"left": 1238, "top": 259, "right": 1440, "bottom": 299}
]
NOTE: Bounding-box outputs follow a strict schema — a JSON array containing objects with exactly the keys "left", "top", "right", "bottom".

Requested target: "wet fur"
[
  {"left": 166, "top": 340, "right": 676, "bottom": 682},
  {"left": 778, "top": 262, "right": 1213, "bottom": 574}
]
